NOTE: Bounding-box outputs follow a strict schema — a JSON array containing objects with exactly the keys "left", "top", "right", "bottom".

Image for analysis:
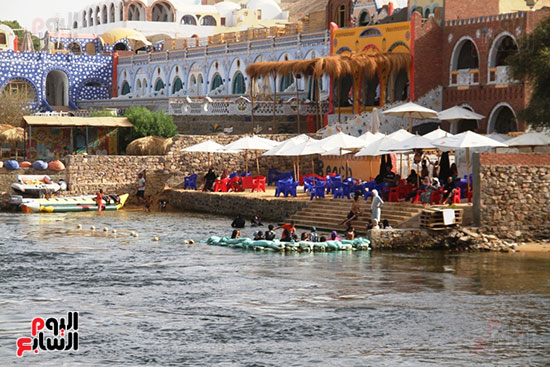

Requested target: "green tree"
[
  {"left": 123, "top": 106, "right": 177, "bottom": 144},
  {"left": 507, "top": 17, "right": 550, "bottom": 129},
  {"left": 89, "top": 108, "right": 117, "bottom": 117}
]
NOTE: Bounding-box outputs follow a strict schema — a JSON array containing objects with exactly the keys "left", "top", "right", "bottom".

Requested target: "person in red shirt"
[
  {"left": 275, "top": 221, "right": 295, "bottom": 242},
  {"left": 95, "top": 189, "right": 104, "bottom": 212}
]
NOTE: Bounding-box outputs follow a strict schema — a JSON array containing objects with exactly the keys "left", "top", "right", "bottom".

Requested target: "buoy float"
[
  {"left": 103, "top": 227, "right": 109, "bottom": 232},
  {"left": 90, "top": 226, "right": 96, "bottom": 231},
  {"left": 183, "top": 240, "right": 189, "bottom": 244},
  {"left": 112, "top": 229, "right": 117, "bottom": 234},
  {"left": 189, "top": 239, "right": 195, "bottom": 244},
  {"left": 153, "top": 236, "right": 159, "bottom": 241},
  {"left": 76, "top": 224, "right": 82, "bottom": 229}
]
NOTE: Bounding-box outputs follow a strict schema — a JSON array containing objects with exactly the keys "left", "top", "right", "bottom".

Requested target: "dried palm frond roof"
[
  {"left": 0, "top": 124, "right": 15, "bottom": 134},
  {"left": 245, "top": 52, "right": 412, "bottom": 79},
  {"left": 126, "top": 136, "right": 169, "bottom": 156},
  {"left": 0, "top": 127, "right": 24, "bottom": 144}
]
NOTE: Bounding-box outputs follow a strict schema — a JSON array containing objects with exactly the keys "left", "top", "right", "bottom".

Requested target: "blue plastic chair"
[
  {"left": 332, "top": 181, "right": 345, "bottom": 199},
  {"left": 282, "top": 181, "right": 298, "bottom": 197},
  {"left": 229, "top": 172, "right": 238, "bottom": 179},
  {"left": 240, "top": 171, "right": 251, "bottom": 177},
  {"left": 268, "top": 169, "right": 280, "bottom": 185},
  {"left": 275, "top": 178, "right": 292, "bottom": 197},
  {"left": 310, "top": 182, "right": 326, "bottom": 200},
  {"left": 184, "top": 174, "right": 197, "bottom": 190},
  {"left": 303, "top": 177, "right": 315, "bottom": 193}
]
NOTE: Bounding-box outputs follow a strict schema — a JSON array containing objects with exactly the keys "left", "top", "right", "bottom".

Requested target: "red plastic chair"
[
  {"left": 430, "top": 188, "right": 443, "bottom": 205},
  {"left": 388, "top": 187, "right": 399, "bottom": 202},
  {"left": 213, "top": 178, "right": 230, "bottom": 192},
  {"left": 230, "top": 177, "right": 243, "bottom": 192},
  {"left": 452, "top": 187, "right": 462, "bottom": 204},
  {"left": 241, "top": 176, "right": 254, "bottom": 190},
  {"left": 398, "top": 185, "right": 408, "bottom": 199},
  {"left": 411, "top": 190, "right": 426, "bottom": 204},
  {"left": 467, "top": 189, "right": 473, "bottom": 204},
  {"left": 252, "top": 176, "right": 266, "bottom": 192}
]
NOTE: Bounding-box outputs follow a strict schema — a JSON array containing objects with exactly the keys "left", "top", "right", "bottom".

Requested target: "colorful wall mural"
[{"left": 28, "top": 126, "right": 119, "bottom": 160}]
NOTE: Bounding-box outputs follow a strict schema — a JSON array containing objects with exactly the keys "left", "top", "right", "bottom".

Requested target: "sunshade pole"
[
  {"left": 408, "top": 114, "right": 413, "bottom": 133},
  {"left": 250, "top": 77, "right": 255, "bottom": 134},
  {"left": 297, "top": 155, "right": 301, "bottom": 184},
  {"left": 317, "top": 77, "right": 322, "bottom": 131},
  {"left": 272, "top": 73, "right": 277, "bottom": 133},
  {"left": 466, "top": 147, "right": 470, "bottom": 195},
  {"left": 245, "top": 150, "right": 249, "bottom": 174},
  {"left": 337, "top": 78, "right": 342, "bottom": 123},
  {"left": 312, "top": 158, "right": 315, "bottom": 184},
  {"left": 295, "top": 73, "right": 301, "bottom": 134},
  {"left": 255, "top": 150, "right": 260, "bottom": 176}
]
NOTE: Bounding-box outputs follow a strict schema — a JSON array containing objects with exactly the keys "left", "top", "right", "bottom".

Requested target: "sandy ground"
[{"left": 514, "top": 242, "right": 550, "bottom": 253}]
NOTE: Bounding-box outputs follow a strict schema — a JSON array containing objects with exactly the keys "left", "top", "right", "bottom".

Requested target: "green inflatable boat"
[{"left": 205, "top": 236, "right": 371, "bottom": 252}]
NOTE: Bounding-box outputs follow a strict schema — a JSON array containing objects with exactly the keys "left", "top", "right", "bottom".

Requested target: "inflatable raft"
[
  {"left": 19, "top": 194, "right": 129, "bottom": 213},
  {"left": 205, "top": 236, "right": 370, "bottom": 252},
  {"left": 11, "top": 175, "right": 61, "bottom": 198}
]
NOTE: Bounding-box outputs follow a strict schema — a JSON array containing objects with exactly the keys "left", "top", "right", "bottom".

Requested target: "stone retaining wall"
[
  {"left": 474, "top": 153, "right": 550, "bottom": 240},
  {"left": 165, "top": 189, "right": 310, "bottom": 222},
  {"left": 368, "top": 229, "right": 436, "bottom": 250}
]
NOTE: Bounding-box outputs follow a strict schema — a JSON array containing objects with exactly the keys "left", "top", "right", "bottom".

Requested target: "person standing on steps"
[{"left": 371, "top": 189, "right": 384, "bottom": 226}]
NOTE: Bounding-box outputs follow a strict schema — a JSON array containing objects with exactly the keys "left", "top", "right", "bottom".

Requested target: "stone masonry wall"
[
  {"left": 477, "top": 153, "right": 550, "bottom": 240},
  {"left": 165, "top": 189, "right": 310, "bottom": 222}
]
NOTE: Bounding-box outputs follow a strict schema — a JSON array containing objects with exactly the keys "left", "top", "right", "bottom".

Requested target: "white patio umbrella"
[
  {"left": 318, "top": 132, "right": 367, "bottom": 178},
  {"left": 423, "top": 127, "right": 454, "bottom": 141},
  {"left": 432, "top": 131, "right": 507, "bottom": 192},
  {"left": 386, "top": 134, "right": 436, "bottom": 180},
  {"left": 262, "top": 134, "right": 309, "bottom": 156},
  {"left": 224, "top": 135, "right": 278, "bottom": 175},
  {"left": 486, "top": 133, "right": 512, "bottom": 143},
  {"left": 383, "top": 102, "right": 438, "bottom": 132},
  {"left": 388, "top": 128, "right": 414, "bottom": 142},
  {"left": 182, "top": 140, "right": 241, "bottom": 167},
  {"left": 355, "top": 136, "right": 400, "bottom": 157},
  {"left": 437, "top": 106, "right": 485, "bottom": 121},
  {"left": 263, "top": 134, "right": 313, "bottom": 179},
  {"left": 505, "top": 132, "right": 550, "bottom": 152},
  {"left": 278, "top": 139, "right": 324, "bottom": 182}
]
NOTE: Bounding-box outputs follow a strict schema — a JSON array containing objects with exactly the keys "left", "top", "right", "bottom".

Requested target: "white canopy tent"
[
  {"left": 423, "top": 127, "right": 454, "bottom": 141},
  {"left": 505, "top": 132, "right": 550, "bottom": 152}
]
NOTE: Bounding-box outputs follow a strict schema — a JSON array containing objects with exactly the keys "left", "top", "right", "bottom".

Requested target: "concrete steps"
[{"left": 286, "top": 198, "right": 425, "bottom": 234}]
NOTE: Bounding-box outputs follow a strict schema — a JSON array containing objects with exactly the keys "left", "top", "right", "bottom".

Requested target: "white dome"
[
  {"left": 215, "top": 1, "right": 240, "bottom": 20},
  {"left": 246, "top": 0, "right": 283, "bottom": 20}
]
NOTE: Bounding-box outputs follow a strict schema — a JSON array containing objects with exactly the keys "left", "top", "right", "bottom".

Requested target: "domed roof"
[
  {"left": 245, "top": 0, "right": 283, "bottom": 20},
  {"left": 100, "top": 28, "right": 146, "bottom": 45},
  {"left": 215, "top": 1, "right": 240, "bottom": 19}
]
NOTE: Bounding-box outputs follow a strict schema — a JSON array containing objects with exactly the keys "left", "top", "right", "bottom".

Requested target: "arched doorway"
[
  {"left": 211, "top": 73, "right": 223, "bottom": 91},
  {"left": 489, "top": 104, "right": 517, "bottom": 134},
  {"left": 200, "top": 16, "right": 217, "bottom": 26},
  {"left": 279, "top": 73, "right": 294, "bottom": 92},
  {"left": 2, "top": 79, "right": 37, "bottom": 103},
  {"left": 68, "top": 42, "right": 82, "bottom": 54},
  {"left": 46, "top": 70, "right": 69, "bottom": 107},
  {"left": 334, "top": 75, "right": 353, "bottom": 107},
  {"left": 386, "top": 68, "right": 408, "bottom": 104},
  {"left": 172, "top": 77, "right": 183, "bottom": 94}
]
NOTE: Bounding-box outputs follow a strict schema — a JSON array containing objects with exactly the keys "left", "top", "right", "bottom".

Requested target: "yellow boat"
[{"left": 20, "top": 194, "right": 129, "bottom": 213}]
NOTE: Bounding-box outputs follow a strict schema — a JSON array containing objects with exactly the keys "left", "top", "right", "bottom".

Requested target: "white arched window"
[
  {"left": 488, "top": 32, "right": 518, "bottom": 85},
  {"left": 450, "top": 36, "right": 480, "bottom": 86},
  {"left": 487, "top": 103, "right": 518, "bottom": 134}
]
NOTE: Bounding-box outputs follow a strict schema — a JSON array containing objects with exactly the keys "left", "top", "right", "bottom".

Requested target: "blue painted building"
[{"left": 0, "top": 50, "right": 113, "bottom": 111}]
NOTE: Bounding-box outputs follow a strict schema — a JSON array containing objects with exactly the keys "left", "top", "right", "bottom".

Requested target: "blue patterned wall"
[{"left": 0, "top": 50, "right": 113, "bottom": 111}]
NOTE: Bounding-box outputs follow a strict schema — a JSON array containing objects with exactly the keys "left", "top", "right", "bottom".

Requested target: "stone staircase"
[{"left": 286, "top": 198, "right": 425, "bottom": 235}]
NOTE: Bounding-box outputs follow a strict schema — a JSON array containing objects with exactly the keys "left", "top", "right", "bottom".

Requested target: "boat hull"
[{"left": 20, "top": 194, "right": 129, "bottom": 213}]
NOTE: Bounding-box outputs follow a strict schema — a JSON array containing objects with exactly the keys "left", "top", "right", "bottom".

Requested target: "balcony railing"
[
  {"left": 450, "top": 69, "right": 479, "bottom": 87},
  {"left": 488, "top": 66, "right": 515, "bottom": 85}
]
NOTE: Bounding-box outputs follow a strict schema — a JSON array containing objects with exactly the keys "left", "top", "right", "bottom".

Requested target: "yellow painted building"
[
  {"left": 499, "top": 0, "right": 550, "bottom": 13},
  {"left": 331, "top": 21, "right": 412, "bottom": 116}
]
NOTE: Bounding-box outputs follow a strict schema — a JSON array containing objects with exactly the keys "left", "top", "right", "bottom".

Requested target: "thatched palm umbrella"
[
  {"left": 0, "top": 127, "right": 25, "bottom": 159},
  {"left": 126, "top": 136, "right": 169, "bottom": 155},
  {"left": 0, "top": 124, "right": 15, "bottom": 133}
]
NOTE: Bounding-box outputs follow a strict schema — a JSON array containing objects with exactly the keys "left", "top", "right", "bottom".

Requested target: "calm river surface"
[{"left": 0, "top": 211, "right": 549, "bottom": 366}]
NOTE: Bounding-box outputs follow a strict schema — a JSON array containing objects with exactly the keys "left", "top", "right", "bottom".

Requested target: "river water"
[{"left": 0, "top": 211, "right": 549, "bottom": 366}]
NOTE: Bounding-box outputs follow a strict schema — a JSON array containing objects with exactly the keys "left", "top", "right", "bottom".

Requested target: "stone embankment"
[
  {"left": 0, "top": 192, "right": 10, "bottom": 210},
  {"left": 368, "top": 226, "right": 526, "bottom": 252}
]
